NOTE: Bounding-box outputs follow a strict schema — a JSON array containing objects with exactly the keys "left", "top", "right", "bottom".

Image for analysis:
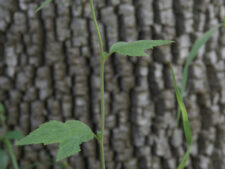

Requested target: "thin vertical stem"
[
  {"left": 1, "top": 103, "right": 20, "bottom": 169},
  {"left": 4, "top": 139, "right": 20, "bottom": 169},
  {"left": 89, "top": 1, "right": 105, "bottom": 169},
  {"left": 89, "top": 0, "right": 104, "bottom": 58},
  {"left": 99, "top": 62, "right": 105, "bottom": 169}
]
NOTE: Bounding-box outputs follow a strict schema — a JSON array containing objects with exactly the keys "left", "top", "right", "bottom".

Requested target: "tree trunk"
[{"left": 0, "top": 0, "right": 225, "bottom": 169}]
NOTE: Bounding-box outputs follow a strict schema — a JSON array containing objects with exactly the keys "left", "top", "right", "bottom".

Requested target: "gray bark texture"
[{"left": 0, "top": 0, "right": 225, "bottom": 169}]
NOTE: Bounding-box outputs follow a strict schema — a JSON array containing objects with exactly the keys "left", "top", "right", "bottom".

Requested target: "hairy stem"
[{"left": 89, "top": 0, "right": 105, "bottom": 169}]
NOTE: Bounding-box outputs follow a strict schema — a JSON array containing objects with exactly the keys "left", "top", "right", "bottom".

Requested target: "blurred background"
[{"left": 0, "top": 0, "right": 225, "bottom": 168}]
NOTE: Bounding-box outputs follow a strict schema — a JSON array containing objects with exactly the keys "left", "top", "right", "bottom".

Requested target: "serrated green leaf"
[
  {"left": 109, "top": 40, "right": 173, "bottom": 57},
  {"left": 16, "top": 120, "right": 94, "bottom": 161},
  {"left": 5, "top": 130, "right": 24, "bottom": 140},
  {"left": 0, "top": 149, "right": 9, "bottom": 169},
  {"left": 171, "top": 64, "right": 192, "bottom": 146},
  {"left": 57, "top": 138, "right": 81, "bottom": 161},
  {"left": 16, "top": 121, "right": 67, "bottom": 145},
  {"left": 176, "top": 25, "right": 221, "bottom": 125},
  {"left": 35, "top": 0, "right": 52, "bottom": 13}
]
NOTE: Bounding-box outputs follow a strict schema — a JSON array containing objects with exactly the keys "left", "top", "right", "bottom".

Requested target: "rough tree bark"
[{"left": 0, "top": 0, "right": 225, "bottom": 169}]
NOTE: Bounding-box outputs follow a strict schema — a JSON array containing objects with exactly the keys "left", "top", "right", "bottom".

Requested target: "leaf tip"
[
  {"left": 15, "top": 141, "right": 22, "bottom": 146},
  {"left": 34, "top": 9, "right": 40, "bottom": 14},
  {"left": 166, "top": 40, "right": 175, "bottom": 46},
  {"left": 140, "top": 53, "right": 148, "bottom": 57},
  {"left": 15, "top": 137, "right": 32, "bottom": 146},
  {"left": 15, "top": 138, "right": 26, "bottom": 146}
]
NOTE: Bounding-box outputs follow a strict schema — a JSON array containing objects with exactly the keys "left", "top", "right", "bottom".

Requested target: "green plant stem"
[
  {"left": 176, "top": 65, "right": 188, "bottom": 126},
  {"left": 89, "top": 1, "right": 106, "bottom": 169},
  {"left": 62, "top": 161, "right": 71, "bottom": 169},
  {"left": 89, "top": 0, "right": 104, "bottom": 58},
  {"left": 99, "top": 62, "right": 105, "bottom": 169},
  {"left": 4, "top": 138, "right": 19, "bottom": 169},
  {"left": 1, "top": 104, "right": 20, "bottom": 169}
]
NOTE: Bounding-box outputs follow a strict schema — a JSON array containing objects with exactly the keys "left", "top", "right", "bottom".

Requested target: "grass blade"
[
  {"left": 35, "top": 0, "right": 52, "bottom": 13},
  {"left": 176, "top": 25, "right": 221, "bottom": 125},
  {"left": 177, "top": 146, "right": 191, "bottom": 169},
  {"left": 0, "top": 150, "right": 9, "bottom": 169},
  {"left": 171, "top": 64, "right": 192, "bottom": 145},
  {"left": 170, "top": 64, "right": 192, "bottom": 169}
]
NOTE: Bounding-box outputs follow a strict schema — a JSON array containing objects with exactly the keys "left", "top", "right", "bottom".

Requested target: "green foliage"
[
  {"left": 0, "top": 150, "right": 9, "bottom": 169},
  {"left": 0, "top": 103, "right": 5, "bottom": 122},
  {"left": 109, "top": 40, "right": 173, "bottom": 57},
  {"left": 176, "top": 25, "right": 221, "bottom": 125},
  {"left": 171, "top": 64, "right": 192, "bottom": 145},
  {"left": 0, "top": 113, "right": 5, "bottom": 123},
  {"left": 5, "top": 130, "right": 24, "bottom": 140},
  {"left": 170, "top": 64, "right": 192, "bottom": 169},
  {"left": 0, "top": 103, "right": 5, "bottom": 112},
  {"left": 35, "top": 0, "right": 52, "bottom": 13},
  {"left": 16, "top": 120, "right": 94, "bottom": 161},
  {"left": 181, "top": 24, "right": 220, "bottom": 95},
  {"left": 177, "top": 147, "right": 191, "bottom": 169},
  {"left": 24, "top": 0, "right": 194, "bottom": 168},
  {"left": 59, "top": 161, "right": 72, "bottom": 169},
  {"left": 223, "top": 17, "right": 225, "bottom": 28},
  {"left": 0, "top": 103, "right": 20, "bottom": 169}
]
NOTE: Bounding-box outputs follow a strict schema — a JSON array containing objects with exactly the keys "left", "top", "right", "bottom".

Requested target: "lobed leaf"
[
  {"left": 16, "top": 121, "right": 67, "bottom": 145},
  {"left": 16, "top": 120, "right": 94, "bottom": 161},
  {"left": 35, "top": 0, "right": 52, "bottom": 13},
  {"left": 0, "top": 149, "right": 9, "bottom": 169},
  {"left": 176, "top": 25, "right": 221, "bottom": 125},
  {"left": 109, "top": 40, "right": 173, "bottom": 57}
]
